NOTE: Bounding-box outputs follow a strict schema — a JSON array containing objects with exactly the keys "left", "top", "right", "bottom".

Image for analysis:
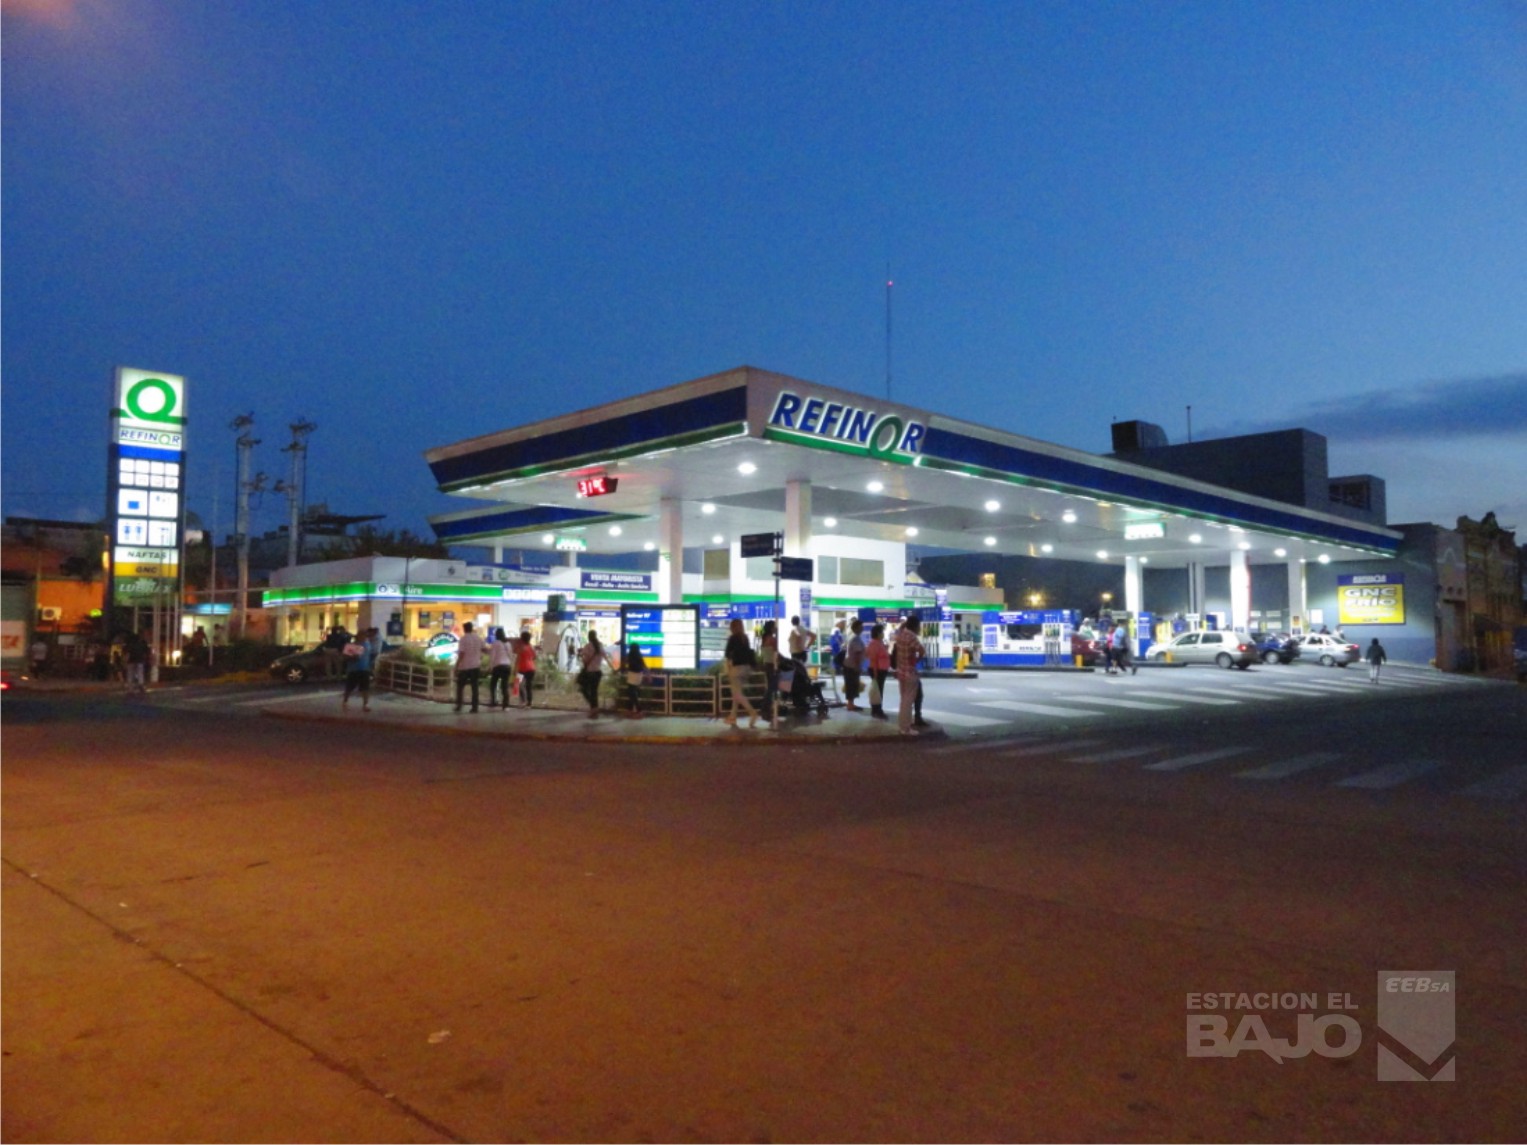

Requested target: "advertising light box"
[
  {"left": 620, "top": 603, "right": 699, "bottom": 671},
  {"left": 1337, "top": 573, "right": 1405, "bottom": 626}
]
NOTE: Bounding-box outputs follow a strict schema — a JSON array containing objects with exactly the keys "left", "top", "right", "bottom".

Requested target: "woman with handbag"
[
  {"left": 723, "top": 618, "right": 760, "bottom": 728},
  {"left": 757, "top": 619, "right": 780, "bottom": 722},
  {"left": 623, "top": 643, "right": 648, "bottom": 718},
  {"left": 866, "top": 623, "right": 891, "bottom": 720},
  {"left": 576, "top": 631, "right": 614, "bottom": 717}
]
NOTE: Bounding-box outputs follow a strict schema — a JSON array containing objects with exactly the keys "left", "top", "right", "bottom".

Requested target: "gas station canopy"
[{"left": 424, "top": 366, "right": 1399, "bottom": 571}]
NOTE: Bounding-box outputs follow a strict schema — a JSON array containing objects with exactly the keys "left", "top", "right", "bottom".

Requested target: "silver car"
[
  {"left": 1145, "top": 630, "right": 1258, "bottom": 669},
  {"left": 1295, "top": 633, "right": 1362, "bottom": 667}
]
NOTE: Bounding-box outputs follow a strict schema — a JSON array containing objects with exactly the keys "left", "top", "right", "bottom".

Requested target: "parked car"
[
  {"left": 269, "top": 639, "right": 400, "bottom": 684},
  {"left": 268, "top": 644, "right": 347, "bottom": 684},
  {"left": 1294, "top": 633, "right": 1361, "bottom": 667},
  {"left": 1071, "top": 631, "right": 1102, "bottom": 666},
  {"left": 1144, "top": 629, "right": 1257, "bottom": 669},
  {"left": 1250, "top": 631, "right": 1301, "bottom": 665}
]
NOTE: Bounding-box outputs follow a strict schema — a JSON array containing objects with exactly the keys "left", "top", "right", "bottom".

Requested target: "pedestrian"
[
  {"left": 623, "top": 642, "right": 648, "bottom": 718},
  {"left": 891, "top": 616, "right": 925, "bottom": 736},
  {"left": 829, "top": 619, "right": 847, "bottom": 678},
  {"left": 453, "top": 621, "right": 486, "bottom": 712},
  {"left": 342, "top": 629, "right": 375, "bottom": 712},
  {"left": 515, "top": 630, "right": 539, "bottom": 708},
  {"left": 788, "top": 615, "right": 816, "bottom": 668},
  {"left": 29, "top": 637, "right": 48, "bottom": 677},
  {"left": 1366, "top": 637, "right": 1387, "bottom": 683},
  {"left": 843, "top": 618, "right": 866, "bottom": 711},
  {"left": 758, "top": 619, "right": 781, "bottom": 723},
  {"left": 723, "top": 618, "right": 761, "bottom": 728},
  {"left": 1112, "top": 624, "right": 1135, "bottom": 676},
  {"left": 866, "top": 623, "right": 890, "bottom": 719},
  {"left": 577, "top": 631, "right": 614, "bottom": 716},
  {"left": 487, "top": 627, "right": 514, "bottom": 709},
  {"left": 124, "top": 629, "right": 151, "bottom": 694}
]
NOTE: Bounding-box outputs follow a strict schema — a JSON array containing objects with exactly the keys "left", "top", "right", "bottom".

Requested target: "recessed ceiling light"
[
  {"left": 541, "top": 534, "right": 555, "bottom": 545},
  {"left": 1189, "top": 533, "right": 1202, "bottom": 543},
  {"left": 1274, "top": 548, "right": 1287, "bottom": 558},
  {"left": 701, "top": 503, "right": 716, "bottom": 514},
  {"left": 1041, "top": 543, "right": 1054, "bottom": 553},
  {"left": 1062, "top": 510, "right": 1077, "bottom": 523},
  {"left": 643, "top": 541, "right": 655, "bottom": 551},
  {"left": 1096, "top": 550, "right": 1109, "bottom": 560},
  {"left": 984, "top": 536, "right": 997, "bottom": 546},
  {"left": 712, "top": 534, "right": 724, "bottom": 545},
  {"left": 984, "top": 499, "right": 1001, "bottom": 512},
  {"left": 1238, "top": 541, "right": 1251, "bottom": 550},
  {"left": 1318, "top": 554, "right": 1331, "bottom": 564},
  {"left": 867, "top": 480, "right": 884, "bottom": 493},
  {"left": 609, "top": 525, "right": 623, "bottom": 536},
  {"left": 823, "top": 517, "right": 838, "bottom": 528},
  {"left": 905, "top": 527, "right": 919, "bottom": 537},
  {"left": 737, "top": 462, "right": 757, "bottom": 475},
  {"left": 1140, "top": 556, "right": 1150, "bottom": 564}
]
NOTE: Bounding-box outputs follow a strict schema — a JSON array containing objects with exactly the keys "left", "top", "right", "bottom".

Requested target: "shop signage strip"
[{"left": 574, "top": 589, "right": 659, "bottom": 603}]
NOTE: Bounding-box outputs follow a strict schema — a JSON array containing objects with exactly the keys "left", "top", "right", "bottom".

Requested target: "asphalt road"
[{"left": 3, "top": 683, "right": 1524, "bottom": 1142}]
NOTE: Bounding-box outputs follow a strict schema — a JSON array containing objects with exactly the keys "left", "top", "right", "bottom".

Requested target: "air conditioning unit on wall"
[{"left": 38, "top": 606, "right": 62, "bottom": 622}]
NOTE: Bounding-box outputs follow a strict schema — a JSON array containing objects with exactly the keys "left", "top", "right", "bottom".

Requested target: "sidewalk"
[{"left": 263, "top": 687, "right": 940, "bottom": 744}]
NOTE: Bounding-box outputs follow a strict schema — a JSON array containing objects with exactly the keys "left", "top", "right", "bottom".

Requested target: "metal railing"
[{"left": 374, "top": 658, "right": 793, "bottom": 718}]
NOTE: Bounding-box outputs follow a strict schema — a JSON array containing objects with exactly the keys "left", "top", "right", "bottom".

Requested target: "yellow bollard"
[
  {"left": 1074, "top": 654, "right": 1083, "bottom": 668},
  {"left": 1164, "top": 652, "right": 1173, "bottom": 663},
  {"left": 955, "top": 646, "right": 969, "bottom": 674}
]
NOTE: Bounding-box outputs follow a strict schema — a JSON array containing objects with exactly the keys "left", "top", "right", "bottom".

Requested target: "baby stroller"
[{"left": 781, "top": 657, "right": 831, "bottom": 716}]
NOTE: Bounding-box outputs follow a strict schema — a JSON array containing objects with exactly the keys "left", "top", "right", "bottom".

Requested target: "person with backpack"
[{"left": 724, "top": 618, "right": 760, "bottom": 728}]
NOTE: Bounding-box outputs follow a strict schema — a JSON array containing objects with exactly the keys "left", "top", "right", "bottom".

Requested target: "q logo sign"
[{"left": 114, "top": 369, "right": 187, "bottom": 440}]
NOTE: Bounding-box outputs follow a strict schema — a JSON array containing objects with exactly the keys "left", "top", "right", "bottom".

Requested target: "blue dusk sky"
[{"left": 4, "top": 0, "right": 1525, "bottom": 543}]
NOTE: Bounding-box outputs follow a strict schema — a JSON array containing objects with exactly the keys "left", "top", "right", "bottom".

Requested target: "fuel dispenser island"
[{"left": 980, "top": 609, "right": 1080, "bottom": 666}]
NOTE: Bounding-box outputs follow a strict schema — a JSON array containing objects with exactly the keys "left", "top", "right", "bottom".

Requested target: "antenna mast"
[{"left": 885, "top": 266, "right": 893, "bottom": 401}]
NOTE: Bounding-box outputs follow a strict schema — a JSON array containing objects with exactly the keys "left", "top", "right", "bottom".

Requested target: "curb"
[{"left": 261, "top": 705, "right": 946, "bottom": 747}]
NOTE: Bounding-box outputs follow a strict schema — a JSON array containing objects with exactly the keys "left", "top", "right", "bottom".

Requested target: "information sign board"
[{"left": 620, "top": 603, "right": 700, "bottom": 671}]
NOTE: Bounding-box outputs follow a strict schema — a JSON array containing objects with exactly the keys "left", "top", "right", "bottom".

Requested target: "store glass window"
[
  {"left": 840, "top": 556, "right": 884, "bottom": 587},
  {"left": 818, "top": 555, "right": 839, "bottom": 584},
  {"left": 703, "top": 548, "right": 731, "bottom": 579}
]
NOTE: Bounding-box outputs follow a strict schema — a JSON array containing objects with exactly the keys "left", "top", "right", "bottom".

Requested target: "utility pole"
[
  {"left": 230, "top": 414, "right": 263, "bottom": 640},
  {"left": 278, "top": 419, "right": 317, "bottom": 567}
]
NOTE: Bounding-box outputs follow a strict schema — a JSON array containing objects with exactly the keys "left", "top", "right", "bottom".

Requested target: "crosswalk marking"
[
  {"left": 1337, "top": 760, "right": 1441, "bottom": 790},
  {"left": 1066, "top": 745, "right": 1162, "bottom": 763},
  {"left": 978, "top": 700, "right": 1107, "bottom": 718},
  {"left": 917, "top": 709, "right": 1009, "bottom": 728},
  {"left": 1235, "top": 751, "right": 1344, "bottom": 781},
  {"left": 928, "top": 735, "right": 1038, "bottom": 755},
  {"left": 1243, "top": 682, "right": 1346, "bottom": 695},
  {"left": 999, "top": 738, "right": 1107, "bottom": 757},
  {"left": 1107, "top": 689, "right": 1241, "bottom": 706},
  {"left": 1145, "top": 746, "right": 1255, "bottom": 771},
  {"left": 1460, "top": 765, "right": 1527, "bottom": 800},
  {"left": 1041, "top": 695, "right": 1177, "bottom": 711}
]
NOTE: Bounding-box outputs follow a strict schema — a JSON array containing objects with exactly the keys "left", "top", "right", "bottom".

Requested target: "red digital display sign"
[{"left": 576, "top": 474, "right": 618, "bottom": 498}]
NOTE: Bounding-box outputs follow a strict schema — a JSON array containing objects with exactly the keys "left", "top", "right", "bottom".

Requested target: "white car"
[
  {"left": 1144, "top": 630, "right": 1257, "bottom": 669},
  {"left": 1295, "top": 633, "right": 1361, "bottom": 667}
]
